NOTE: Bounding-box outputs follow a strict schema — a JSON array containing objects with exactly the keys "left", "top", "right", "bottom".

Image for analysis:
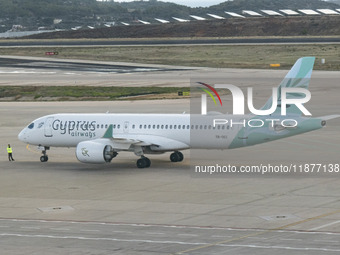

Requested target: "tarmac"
[{"left": 0, "top": 57, "right": 340, "bottom": 254}]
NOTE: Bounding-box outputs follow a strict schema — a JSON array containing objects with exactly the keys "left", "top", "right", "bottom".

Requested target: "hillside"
[
  {"left": 0, "top": 0, "right": 339, "bottom": 32},
  {"left": 27, "top": 15, "right": 340, "bottom": 39},
  {"left": 200, "top": 0, "right": 339, "bottom": 16}
]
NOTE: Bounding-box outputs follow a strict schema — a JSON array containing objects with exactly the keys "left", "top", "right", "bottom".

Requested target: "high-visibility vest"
[{"left": 7, "top": 147, "right": 12, "bottom": 153}]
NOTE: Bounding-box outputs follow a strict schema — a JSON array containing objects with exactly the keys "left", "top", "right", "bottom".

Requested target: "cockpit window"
[{"left": 28, "top": 123, "right": 34, "bottom": 129}]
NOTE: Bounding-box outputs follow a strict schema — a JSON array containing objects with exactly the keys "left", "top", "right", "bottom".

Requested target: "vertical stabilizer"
[{"left": 261, "top": 57, "right": 315, "bottom": 114}]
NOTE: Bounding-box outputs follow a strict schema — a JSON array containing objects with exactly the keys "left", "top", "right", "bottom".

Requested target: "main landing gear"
[
  {"left": 134, "top": 147, "right": 184, "bottom": 168},
  {"left": 170, "top": 151, "right": 184, "bottom": 163},
  {"left": 136, "top": 151, "right": 184, "bottom": 168},
  {"left": 135, "top": 146, "right": 151, "bottom": 169},
  {"left": 136, "top": 156, "right": 151, "bottom": 169},
  {"left": 39, "top": 146, "right": 49, "bottom": 162}
]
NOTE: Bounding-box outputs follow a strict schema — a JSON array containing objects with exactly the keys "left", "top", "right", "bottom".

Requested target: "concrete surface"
[{"left": 0, "top": 59, "right": 339, "bottom": 254}]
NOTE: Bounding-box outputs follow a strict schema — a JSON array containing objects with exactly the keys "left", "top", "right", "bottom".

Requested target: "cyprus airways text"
[{"left": 52, "top": 119, "right": 96, "bottom": 138}]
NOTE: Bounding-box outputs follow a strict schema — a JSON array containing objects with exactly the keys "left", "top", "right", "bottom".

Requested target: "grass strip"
[
  {"left": 0, "top": 44, "right": 339, "bottom": 70},
  {"left": 0, "top": 86, "right": 190, "bottom": 101}
]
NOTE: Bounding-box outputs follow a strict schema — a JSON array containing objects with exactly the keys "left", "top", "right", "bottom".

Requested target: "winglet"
[{"left": 103, "top": 125, "right": 113, "bottom": 138}]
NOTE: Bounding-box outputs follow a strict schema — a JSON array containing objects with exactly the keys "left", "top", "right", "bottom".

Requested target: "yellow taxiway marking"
[{"left": 26, "top": 144, "right": 41, "bottom": 155}]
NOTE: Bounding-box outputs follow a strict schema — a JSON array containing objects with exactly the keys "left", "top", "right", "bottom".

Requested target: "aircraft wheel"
[
  {"left": 170, "top": 151, "right": 184, "bottom": 162},
  {"left": 137, "top": 157, "right": 151, "bottom": 168},
  {"left": 144, "top": 157, "right": 151, "bottom": 168},
  {"left": 177, "top": 151, "right": 184, "bottom": 162},
  {"left": 170, "top": 152, "right": 179, "bottom": 162},
  {"left": 40, "top": 155, "right": 48, "bottom": 162}
]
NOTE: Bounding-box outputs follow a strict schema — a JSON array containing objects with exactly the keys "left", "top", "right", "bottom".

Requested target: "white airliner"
[{"left": 18, "top": 57, "right": 339, "bottom": 168}]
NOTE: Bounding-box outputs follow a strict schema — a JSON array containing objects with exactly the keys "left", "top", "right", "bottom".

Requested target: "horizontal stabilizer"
[{"left": 318, "top": 115, "right": 340, "bottom": 121}]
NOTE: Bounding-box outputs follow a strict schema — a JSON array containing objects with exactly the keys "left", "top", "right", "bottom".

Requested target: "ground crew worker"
[{"left": 7, "top": 144, "right": 14, "bottom": 161}]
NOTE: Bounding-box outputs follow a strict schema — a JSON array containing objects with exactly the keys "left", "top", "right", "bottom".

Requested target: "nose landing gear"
[{"left": 39, "top": 146, "right": 49, "bottom": 162}]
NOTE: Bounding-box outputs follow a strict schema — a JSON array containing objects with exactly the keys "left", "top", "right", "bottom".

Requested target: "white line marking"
[
  {"left": 0, "top": 71, "right": 56, "bottom": 74},
  {"left": 146, "top": 232, "right": 165, "bottom": 235},
  {"left": 218, "top": 244, "right": 340, "bottom": 252},
  {"left": 1, "top": 219, "right": 340, "bottom": 235},
  {"left": 49, "top": 228, "right": 70, "bottom": 231},
  {"left": 20, "top": 227, "right": 41, "bottom": 230},
  {"left": 2, "top": 233, "right": 340, "bottom": 252},
  {"left": 309, "top": 220, "right": 340, "bottom": 231},
  {"left": 313, "top": 239, "right": 339, "bottom": 243},
  {"left": 280, "top": 238, "right": 302, "bottom": 241},
  {"left": 0, "top": 233, "right": 207, "bottom": 246}
]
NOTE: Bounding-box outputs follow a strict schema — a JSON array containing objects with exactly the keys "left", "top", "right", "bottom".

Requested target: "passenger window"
[{"left": 28, "top": 123, "right": 34, "bottom": 129}]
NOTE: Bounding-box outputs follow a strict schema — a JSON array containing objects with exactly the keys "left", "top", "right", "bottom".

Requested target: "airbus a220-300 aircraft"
[{"left": 18, "top": 57, "right": 339, "bottom": 168}]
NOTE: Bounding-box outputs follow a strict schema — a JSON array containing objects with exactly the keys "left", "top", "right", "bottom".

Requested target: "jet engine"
[{"left": 76, "top": 141, "right": 117, "bottom": 163}]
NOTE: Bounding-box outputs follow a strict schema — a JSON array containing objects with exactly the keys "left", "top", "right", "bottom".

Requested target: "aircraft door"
[
  {"left": 44, "top": 117, "right": 54, "bottom": 137},
  {"left": 124, "top": 121, "right": 129, "bottom": 133}
]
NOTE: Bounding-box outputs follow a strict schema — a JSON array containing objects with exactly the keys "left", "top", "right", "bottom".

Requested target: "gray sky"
[{"left": 113, "top": 0, "right": 228, "bottom": 7}]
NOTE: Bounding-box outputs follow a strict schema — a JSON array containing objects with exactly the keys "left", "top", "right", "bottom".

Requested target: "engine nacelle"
[{"left": 76, "top": 141, "right": 116, "bottom": 164}]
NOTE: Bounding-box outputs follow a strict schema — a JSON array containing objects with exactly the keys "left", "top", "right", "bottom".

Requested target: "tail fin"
[{"left": 261, "top": 57, "right": 315, "bottom": 114}]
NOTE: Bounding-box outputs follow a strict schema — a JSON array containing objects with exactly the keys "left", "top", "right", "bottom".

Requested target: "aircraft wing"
[
  {"left": 112, "top": 134, "right": 189, "bottom": 151},
  {"left": 102, "top": 125, "right": 189, "bottom": 151}
]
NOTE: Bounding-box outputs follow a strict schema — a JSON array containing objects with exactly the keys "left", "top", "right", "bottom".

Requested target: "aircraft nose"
[{"left": 18, "top": 129, "right": 27, "bottom": 142}]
